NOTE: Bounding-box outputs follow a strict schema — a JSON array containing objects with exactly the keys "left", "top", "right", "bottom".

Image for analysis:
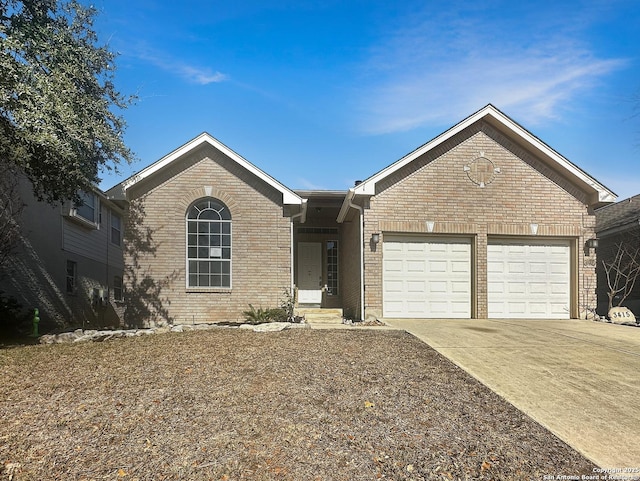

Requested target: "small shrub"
[
  {"left": 241, "top": 305, "right": 273, "bottom": 324},
  {"left": 243, "top": 305, "right": 290, "bottom": 324},
  {"left": 267, "top": 307, "right": 288, "bottom": 322}
]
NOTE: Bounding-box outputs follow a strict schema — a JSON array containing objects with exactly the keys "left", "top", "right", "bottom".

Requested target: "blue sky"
[{"left": 93, "top": 0, "right": 640, "bottom": 200}]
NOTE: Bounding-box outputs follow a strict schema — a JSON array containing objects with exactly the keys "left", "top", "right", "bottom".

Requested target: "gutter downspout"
[{"left": 346, "top": 192, "right": 365, "bottom": 321}]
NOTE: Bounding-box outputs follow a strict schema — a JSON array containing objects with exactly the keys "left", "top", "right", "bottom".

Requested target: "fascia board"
[{"left": 120, "top": 133, "right": 303, "bottom": 205}]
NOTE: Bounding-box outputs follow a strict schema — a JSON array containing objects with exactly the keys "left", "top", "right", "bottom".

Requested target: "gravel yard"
[{"left": 0, "top": 328, "right": 596, "bottom": 480}]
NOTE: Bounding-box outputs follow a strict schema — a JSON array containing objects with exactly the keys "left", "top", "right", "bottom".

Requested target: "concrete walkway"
[{"left": 383, "top": 318, "right": 640, "bottom": 469}]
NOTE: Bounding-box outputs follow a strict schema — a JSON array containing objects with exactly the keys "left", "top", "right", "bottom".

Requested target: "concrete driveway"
[{"left": 383, "top": 318, "right": 640, "bottom": 469}]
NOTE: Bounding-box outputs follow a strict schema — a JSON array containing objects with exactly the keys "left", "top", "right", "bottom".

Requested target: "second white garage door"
[
  {"left": 383, "top": 236, "right": 471, "bottom": 318},
  {"left": 487, "top": 239, "right": 571, "bottom": 319}
]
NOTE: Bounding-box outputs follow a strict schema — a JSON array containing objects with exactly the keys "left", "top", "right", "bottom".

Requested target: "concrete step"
[{"left": 296, "top": 308, "right": 343, "bottom": 324}]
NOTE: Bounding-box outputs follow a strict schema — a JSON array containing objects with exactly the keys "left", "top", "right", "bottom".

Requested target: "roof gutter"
[{"left": 337, "top": 188, "right": 355, "bottom": 223}]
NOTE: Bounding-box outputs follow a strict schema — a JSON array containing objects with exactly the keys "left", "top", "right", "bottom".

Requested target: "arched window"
[{"left": 187, "top": 198, "right": 231, "bottom": 288}]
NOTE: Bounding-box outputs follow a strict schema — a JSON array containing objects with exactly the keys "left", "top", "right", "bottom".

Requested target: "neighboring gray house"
[{"left": 0, "top": 175, "right": 125, "bottom": 329}]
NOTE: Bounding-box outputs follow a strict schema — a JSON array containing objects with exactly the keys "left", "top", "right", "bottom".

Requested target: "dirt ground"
[{"left": 0, "top": 328, "right": 596, "bottom": 480}]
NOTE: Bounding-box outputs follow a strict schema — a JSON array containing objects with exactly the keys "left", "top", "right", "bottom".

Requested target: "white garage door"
[
  {"left": 383, "top": 236, "right": 471, "bottom": 318},
  {"left": 487, "top": 239, "right": 571, "bottom": 319}
]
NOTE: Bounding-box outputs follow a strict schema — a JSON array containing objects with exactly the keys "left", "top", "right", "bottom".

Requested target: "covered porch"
[{"left": 292, "top": 191, "right": 346, "bottom": 310}]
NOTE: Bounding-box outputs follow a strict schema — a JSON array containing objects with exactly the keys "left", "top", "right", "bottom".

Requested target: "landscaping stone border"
[{"left": 39, "top": 321, "right": 309, "bottom": 344}]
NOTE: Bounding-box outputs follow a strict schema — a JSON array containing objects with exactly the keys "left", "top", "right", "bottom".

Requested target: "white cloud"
[
  {"left": 354, "top": 7, "right": 627, "bottom": 135},
  {"left": 134, "top": 48, "right": 228, "bottom": 85},
  {"left": 176, "top": 65, "right": 228, "bottom": 85}
]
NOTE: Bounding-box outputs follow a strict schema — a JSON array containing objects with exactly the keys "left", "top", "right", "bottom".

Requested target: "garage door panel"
[
  {"left": 488, "top": 239, "right": 570, "bottom": 319},
  {"left": 383, "top": 259, "right": 403, "bottom": 273},
  {"left": 451, "top": 260, "right": 469, "bottom": 272},
  {"left": 506, "top": 302, "right": 526, "bottom": 315},
  {"left": 488, "top": 281, "right": 504, "bottom": 294},
  {"left": 451, "top": 281, "right": 469, "bottom": 293},
  {"left": 407, "top": 260, "right": 426, "bottom": 272},
  {"left": 384, "top": 301, "right": 404, "bottom": 317},
  {"left": 383, "top": 236, "right": 471, "bottom": 318},
  {"left": 529, "top": 282, "right": 548, "bottom": 294},
  {"left": 529, "top": 303, "right": 548, "bottom": 315},
  {"left": 428, "top": 301, "right": 449, "bottom": 315},
  {"left": 550, "top": 262, "right": 569, "bottom": 275},
  {"left": 529, "top": 262, "right": 547, "bottom": 274},
  {"left": 407, "top": 300, "right": 427, "bottom": 313},
  {"left": 508, "top": 262, "right": 525, "bottom": 274},
  {"left": 407, "top": 281, "right": 426, "bottom": 294},
  {"left": 429, "top": 281, "right": 448, "bottom": 294},
  {"left": 407, "top": 243, "right": 426, "bottom": 253},
  {"left": 383, "top": 279, "right": 404, "bottom": 293},
  {"left": 429, "top": 260, "right": 448, "bottom": 273}
]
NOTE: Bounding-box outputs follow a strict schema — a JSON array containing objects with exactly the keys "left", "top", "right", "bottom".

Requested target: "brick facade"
[
  {"left": 360, "top": 121, "right": 598, "bottom": 319},
  {"left": 111, "top": 108, "right": 610, "bottom": 325},
  {"left": 124, "top": 145, "right": 292, "bottom": 325}
]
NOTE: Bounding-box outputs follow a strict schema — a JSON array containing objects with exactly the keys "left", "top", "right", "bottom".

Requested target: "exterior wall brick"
[
  {"left": 124, "top": 148, "right": 292, "bottom": 325},
  {"left": 340, "top": 210, "right": 362, "bottom": 319},
  {"left": 362, "top": 121, "right": 597, "bottom": 319}
]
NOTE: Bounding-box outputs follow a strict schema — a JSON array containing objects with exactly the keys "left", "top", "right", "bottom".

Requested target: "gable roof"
[
  {"left": 338, "top": 104, "right": 616, "bottom": 221},
  {"left": 107, "top": 132, "right": 304, "bottom": 206}
]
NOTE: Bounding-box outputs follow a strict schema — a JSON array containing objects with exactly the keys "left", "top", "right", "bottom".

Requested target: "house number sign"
[{"left": 464, "top": 153, "right": 500, "bottom": 188}]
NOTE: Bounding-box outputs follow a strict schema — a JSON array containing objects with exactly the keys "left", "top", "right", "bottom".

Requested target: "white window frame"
[
  {"left": 186, "top": 198, "right": 232, "bottom": 289},
  {"left": 110, "top": 210, "right": 122, "bottom": 246},
  {"left": 71, "top": 191, "right": 100, "bottom": 228}
]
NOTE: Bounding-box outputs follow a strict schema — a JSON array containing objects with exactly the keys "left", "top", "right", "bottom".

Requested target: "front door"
[{"left": 297, "top": 242, "right": 322, "bottom": 305}]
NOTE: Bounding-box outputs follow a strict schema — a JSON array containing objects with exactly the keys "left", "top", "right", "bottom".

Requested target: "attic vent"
[{"left": 354, "top": 180, "right": 363, "bottom": 186}]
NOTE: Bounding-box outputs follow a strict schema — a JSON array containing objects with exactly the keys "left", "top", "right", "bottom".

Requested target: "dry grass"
[{"left": 0, "top": 328, "right": 595, "bottom": 480}]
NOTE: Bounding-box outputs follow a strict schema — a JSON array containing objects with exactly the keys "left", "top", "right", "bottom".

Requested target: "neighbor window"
[
  {"left": 66, "top": 260, "right": 77, "bottom": 294},
  {"left": 186, "top": 198, "right": 231, "bottom": 288},
  {"left": 75, "top": 191, "right": 98, "bottom": 224},
  {"left": 113, "top": 275, "right": 123, "bottom": 301},
  {"left": 111, "top": 211, "right": 122, "bottom": 246}
]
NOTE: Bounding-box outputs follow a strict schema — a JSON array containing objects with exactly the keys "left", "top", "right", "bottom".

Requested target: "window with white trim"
[
  {"left": 75, "top": 191, "right": 98, "bottom": 224},
  {"left": 187, "top": 198, "right": 231, "bottom": 288},
  {"left": 111, "top": 211, "right": 122, "bottom": 246}
]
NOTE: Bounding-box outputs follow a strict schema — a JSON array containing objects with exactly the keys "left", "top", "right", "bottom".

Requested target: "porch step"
[{"left": 296, "top": 308, "right": 343, "bottom": 324}]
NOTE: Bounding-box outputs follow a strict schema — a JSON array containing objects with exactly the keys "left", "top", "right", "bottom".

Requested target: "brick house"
[
  {"left": 106, "top": 134, "right": 306, "bottom": 325},
  {"left": 337, "top": 105, "right": 615, "bottom": 320},
  {"left": 107, "top": 104, "right": 616, "bottom": 325}
]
